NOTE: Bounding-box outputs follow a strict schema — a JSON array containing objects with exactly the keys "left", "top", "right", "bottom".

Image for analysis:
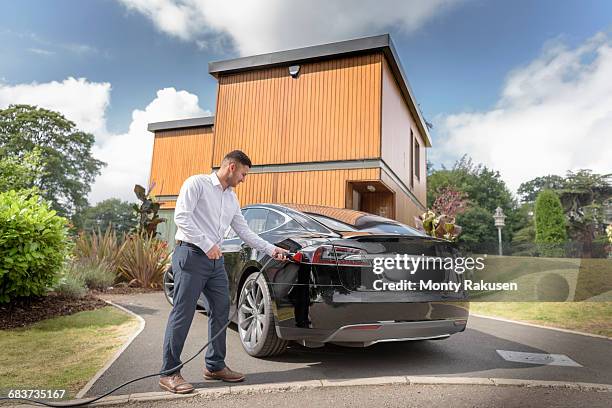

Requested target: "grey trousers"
[{"left": 161, "top": 244, "right": 230, "bottom": 374}]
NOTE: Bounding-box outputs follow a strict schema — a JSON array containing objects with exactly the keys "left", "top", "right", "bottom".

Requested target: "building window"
[
  {"left": 410, "top": 129, "right": 414, "bottom": 189},
  {"left": 414, "top": 139, "right": 420, "bottom": 181}
]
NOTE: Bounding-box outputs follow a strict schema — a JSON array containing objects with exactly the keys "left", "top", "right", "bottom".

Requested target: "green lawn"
[
  {"left": 0, "top": 306, "right": 140, "bottom": 399},
  {"left": 467, "top": 256, "right": 611, "bottom": 335},
  {"left": 470, "top": 301, "right": 612, "bottom": 337},
  {"left": 467, "top": 256, "right": 611, "bottom": 301}
]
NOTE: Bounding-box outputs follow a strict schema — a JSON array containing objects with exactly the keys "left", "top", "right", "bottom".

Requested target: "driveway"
[{"left": 85, "top": 292, "right": 612, "bottom": 397}]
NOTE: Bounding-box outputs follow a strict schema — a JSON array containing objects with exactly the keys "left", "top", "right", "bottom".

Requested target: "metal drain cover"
[{"left": 496, "top": 350, "right": 582, "bottom": 367}]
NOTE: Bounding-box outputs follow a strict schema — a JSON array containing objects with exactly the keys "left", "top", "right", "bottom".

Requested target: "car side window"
[
  {"left": 244, "top": 208, "right": 268, "bottom": 234},
  {"left": 265, "top": 210, "right": 285, "bottom": 231},
  {"left": 225, "top": 209, "right": 248, "bottom": 239}
]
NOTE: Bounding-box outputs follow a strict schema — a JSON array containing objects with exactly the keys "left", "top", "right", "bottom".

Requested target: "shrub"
[
  {"left": 54, "top": 265, "right": 87, "bottom": 299},
  {"left": 74, "top": 227, "right": 123, "bottom": 276},
  {"left": 118, "top": 233, "right": 170, "bottom": 288},
  {"left": 71, "top": 261, "right": 116, "bottom": 291},
  {"left": 0, "top": 190, "right": 71, "bottom": 303},
  {"left": 534, "top": 190, "right": 567, "bottom": 257}
]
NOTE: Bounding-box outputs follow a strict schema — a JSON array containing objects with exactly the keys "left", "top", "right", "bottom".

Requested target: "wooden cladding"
[
  {"left": 148, "top": 47, "right": 429, "bottom": 226},
  {"left": 148, "top": 127, "right": 214, "bottom": 196},
  {"left": 232, "top": 168, "right": 380, "bottom": 208},
  {"left": 212, "top": 53, "right": 383, "bottom": 167}
]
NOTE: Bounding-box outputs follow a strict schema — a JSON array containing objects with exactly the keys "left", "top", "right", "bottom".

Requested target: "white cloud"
[
  {"left": 27, "top": 48, "right": 56, "bottom": 56},
  {"left": 432, "top": 32, "right": 612, "bottom": 194},
  {"left": 60, "top": 43, "right": 100, "bottom": 55},
  {"left": 0, "top": 78, "right": 209, "bottom": 204},
  {"left": 117, "top": 0, "right": 463, "bottom": 55},
  {"left": 89, "top": 88, "right": 210, "bottom": 204},
  {"left": 2, "top": 29, "right": 102, "bottom": 57},
  {"left": 0, "top": 77, "right": 111, "bottom": 136}
]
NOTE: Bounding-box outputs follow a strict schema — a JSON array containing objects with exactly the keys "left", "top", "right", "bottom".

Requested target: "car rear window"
[
  {"left": 308, "top": 213, "right": 425, "bottom": 236},
  {"left": 360, "top": 222, "right": 425, "bottom": 236},
  {"left": 277, "top": 208, "right": 332, "bottom": 234},
  {"left": 307, "top": 214, "right": 357, "bottom": 231}
]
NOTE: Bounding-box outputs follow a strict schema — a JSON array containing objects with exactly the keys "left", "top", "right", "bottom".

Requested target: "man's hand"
[
  {"left": 272, "top": 247, "right": 289, "bottom": 260},
  {"left": 206, "top": 245, "right": 222, "bottom": 260}
]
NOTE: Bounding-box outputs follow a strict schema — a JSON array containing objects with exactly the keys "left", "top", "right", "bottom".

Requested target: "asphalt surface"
[{"left": 85, "top": 292, "right": 612, "bottom": 397}]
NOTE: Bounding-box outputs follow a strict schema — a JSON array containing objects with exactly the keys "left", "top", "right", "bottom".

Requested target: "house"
[{"left": 147, "top": 34, "right": 431, "bottom": 245}]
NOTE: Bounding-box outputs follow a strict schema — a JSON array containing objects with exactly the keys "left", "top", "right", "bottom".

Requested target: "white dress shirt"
[{"left": 174, "top": 172, "right": 276, "bottom": 256}]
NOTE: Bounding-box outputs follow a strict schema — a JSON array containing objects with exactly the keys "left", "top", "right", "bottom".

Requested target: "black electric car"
[{"left": 163, "top": 203, "right": 469, "bottom": 357}]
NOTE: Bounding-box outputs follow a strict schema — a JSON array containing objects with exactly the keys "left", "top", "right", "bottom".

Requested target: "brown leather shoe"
[
  {"left": 159, "top": 373, "right": 194, "bottom": 394},
  {"left": 203, "top": 366, "right": 245, "bottom": 382}
]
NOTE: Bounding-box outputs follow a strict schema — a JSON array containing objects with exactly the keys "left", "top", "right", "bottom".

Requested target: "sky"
[{"left": 0, "top": 0, "right": 611, "bottom": 204}]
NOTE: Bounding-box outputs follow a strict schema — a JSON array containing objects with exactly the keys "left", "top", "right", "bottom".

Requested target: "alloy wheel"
[
  {"left": 238, "top": 277, "right": 266, "bottom": 349},
  {"left": 163, "top": 268, "right": 174, "bottom": 305}
]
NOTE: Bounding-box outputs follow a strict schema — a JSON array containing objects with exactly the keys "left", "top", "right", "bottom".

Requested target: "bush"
[
  {"left": 118, "top": 233, "right": 170, "bottom": 288},
  {"left": 54, "top": 265, "right": 87, "bottom": 299},
  {"left": 71, "top": 261, "right": 116, "bottom": 291},
  {"left": 534, "top": 190, "right": 567, "bottom": 257},
  {"left": 0, "top": 190, "right": 71, "bottom": 303},
  {"left": 74, "top": 227, "right": 123, "bottom": 274}
]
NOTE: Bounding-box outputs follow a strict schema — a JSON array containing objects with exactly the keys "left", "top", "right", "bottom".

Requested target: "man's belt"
[{"left": 176, "top": 240, "right": 202, "bottom": 252}]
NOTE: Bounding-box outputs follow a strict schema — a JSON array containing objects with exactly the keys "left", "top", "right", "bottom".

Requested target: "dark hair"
[{"left": 223, "top": 150, "right": 252, "bottom": 167}]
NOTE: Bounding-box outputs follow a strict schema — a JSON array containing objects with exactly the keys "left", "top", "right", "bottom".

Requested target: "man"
[{"left": 159, "top": 150, "right": 288, "bottom": 394}]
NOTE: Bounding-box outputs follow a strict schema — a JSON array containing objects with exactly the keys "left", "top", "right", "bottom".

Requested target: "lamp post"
[{"left": 493, "top": 207, "right": 506, "bottom": 256}]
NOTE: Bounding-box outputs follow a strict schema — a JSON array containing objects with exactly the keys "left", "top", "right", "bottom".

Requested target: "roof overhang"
[
  {"left": 208, "top": 34, "right": 432, "bottom": 147},
  {"left": 147, "top": 116, "right": 215, "bottom": 132}
]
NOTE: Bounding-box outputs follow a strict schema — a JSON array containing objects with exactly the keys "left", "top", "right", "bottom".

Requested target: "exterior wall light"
[
  {"left": 366, "top": 185, "right": 376, "bottom": 192},
  {"left": 288, "top": 65, "right": 300, "bottom": 78}
]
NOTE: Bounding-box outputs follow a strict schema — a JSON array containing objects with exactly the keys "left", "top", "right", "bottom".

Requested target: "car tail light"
[
  {"left": 297, "top": 245, "right": 369, "bottom": 267},
  {"left": 289, "top": 251, "right": 303, "bottom": 263}
]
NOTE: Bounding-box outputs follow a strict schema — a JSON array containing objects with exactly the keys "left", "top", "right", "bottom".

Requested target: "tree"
[
  {"left": 517, "top": 175, "right": 565, "bottom": 203},
  {"left": 558, "top": 170, "right": 612, "bottom": 258},
  {"left": 432, "top": 187, "right": 468, "bottom": 218},
  {"left": 534, "top": 190, "right": 567, "bottom": 257},
  {"left": 0, "top": 147, "right": 44, "bottom": 192},
  {"left": 511, "top": 202, "right": 537, "bottom": 256},
  {"left": 428, "top": 156, "right": 516, "bottom": 213},
  {"left": 427, "top": 155, "right": 522, "bottom": 251},
  {"left": 0, "top": 104, "right": 105, "bottom": 217},
  {"left": 74, "top": 198, "right": 138, "bottom": 235},
  {"left": 520, "top": 169, "right": 612, "bottom": 257},
  {"left": 455, "top": 206, "right": 499, "bottom": 252}
]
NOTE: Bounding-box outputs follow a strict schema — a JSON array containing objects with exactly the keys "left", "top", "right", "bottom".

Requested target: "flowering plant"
[{"left": 414, "top": 210, "right": 462, "bottom": 242}]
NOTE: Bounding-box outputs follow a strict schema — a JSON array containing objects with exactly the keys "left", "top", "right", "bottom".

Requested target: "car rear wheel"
[
  {"left": 163, "top": 266, "right": 174, "bottom": 306},
  {"left": 238, "top": 272, "right": 288, "bottom": 357},
  {"left": 163, "top": 265, "right": 208, "bottom": 311}
]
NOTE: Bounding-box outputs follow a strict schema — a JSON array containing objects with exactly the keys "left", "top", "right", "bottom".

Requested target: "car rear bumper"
[
  {"left": 277, "top": 318, "right": 467, "bottom": 346},
  {"left": 274, "top": 294, "right": 469, "bottom": 345}
]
